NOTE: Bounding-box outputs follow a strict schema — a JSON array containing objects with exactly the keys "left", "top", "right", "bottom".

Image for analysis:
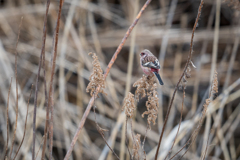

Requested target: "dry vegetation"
[{"left": 0, "top": 0, "right": 240, "bottom": 160}]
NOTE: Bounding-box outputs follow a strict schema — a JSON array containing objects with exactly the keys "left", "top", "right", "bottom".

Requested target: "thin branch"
[
  {"left": 129, "top": 118, "right": 136, "bottom": 160},
  {"left": 142, "top": 124, "right": 149, "bottom": 148},
  {"left": 32, "top": 0, "right": 50, "bottom": 158},
  {"left": 13, "top": 84, "right": 33, "bottom": 160},
  {"left": 201, "top": 129, "right": 212, "bottom": 160},
  {"left": 164, "top": 85, "right": 185, "bottom": 160},
  {"left": 37, "top": 0, "right": 51, "bottom": 159},
  {"left": 48, "top": 1, "right": 64, "bottom": 159},
  {"left": 35, "top": 134, "right": 47, "bottom": 160},
  {"left": 169, "top": 70, "right": 217, "bottom": 160},
  {"left": 154, "top": 0, "right": 204, "bottom": 159},
  {"left": 4, "top": 77, "right": 12, "bottom": 159},
  {"left": 125, "top": 117, "right": 133, "bottom": 160},
  {"left": 64, "top": 0, "right": 152, "bottom": 159},
  {"left": 9, "top": 17, "right": 23, "bottom": 159},
  {"left": 93, "top": 103, "right": 120, "bottom": 160}
]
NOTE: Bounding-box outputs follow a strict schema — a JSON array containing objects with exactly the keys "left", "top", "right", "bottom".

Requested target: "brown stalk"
[
  {"left": 164, "top": 85, "right": 186, "bottom": 160},
  {"left": 154, "top": 0, "right": 204, "bottom": 159},
  {"left": 125, "top": 117, "right": 133, "bottom": 160},
  {"left": 169, "top": 109, "right": 207, "bottom": 160},
  {"left": 64, "top": 0, "right": 152, "bottom": 159},
  {"left": 32, "top": 0, "right": 50, "bottom": 159},
  {"left": 48, "top": 0, "right": 64, "bottom": 159},
  {"left": 33, "top": 0, "right": 50, "bottom": 159},
  {"left": 4, "top": 77, "right": 12, "bottom": 159},
  {"left": 35, "top": 134, "right": 47, "bottom": 160},
  {"left": 9, "top": 17, "right": 23, "bottom": 159},
  {"left": 13, "top": 84, "right": 33, "bottom": 160},
  {"left": 93, "top": 103, "right": 120, "bottom": 160},
  {"left": 201, "top": 129, "right": 212, "bottom": 160},
  {"left": 169, "top": 70, "right": 217, "bottom": 160},
  {"left": 142, "top": 124, "right": 149, "bottom": 148},
  {"left": 41, "top": 39, "right": 49, "bottom": 160}
]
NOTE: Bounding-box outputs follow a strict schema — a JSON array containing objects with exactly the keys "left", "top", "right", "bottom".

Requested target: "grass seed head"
[
  {"left": 133, "top": 134, "right": 146, "bottom": 160},
  {"left": 122, "top": 92, "right": 136, "bottom": 118},
  {"left": 142, "top": 83, "right": 159, "bottom": 127},
  {"left": 86, "top": 53, "right": 106, "bottom": 96},
  {"left": 133, "top": 74, "right": 155, "bottom": 101}
]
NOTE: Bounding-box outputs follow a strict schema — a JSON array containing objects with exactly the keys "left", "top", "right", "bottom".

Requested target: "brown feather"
[{"left": 142, "top": 55, "right": 157, "bottom": 64}]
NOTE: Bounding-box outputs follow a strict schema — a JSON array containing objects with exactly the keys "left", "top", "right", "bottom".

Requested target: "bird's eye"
[{"left": 141, "top": 52, "right": 145, "bottom": 56}]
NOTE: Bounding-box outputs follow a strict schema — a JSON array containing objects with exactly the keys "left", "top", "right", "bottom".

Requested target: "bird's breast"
[{"left": 141, "top": 66, "right": 152, "bottom": 75}]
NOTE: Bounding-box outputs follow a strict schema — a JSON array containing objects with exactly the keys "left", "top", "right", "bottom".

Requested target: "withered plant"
[
  {"left": 122, "top": 91, "right": 147, "bottom": 160},
  {"left": 142, "top": 83, "right": 159, "bottom": 127},
  {"left": 122, "top": 92, "right": 136, "bottom": 119},
  {"left": 3, "top": 0, "right": 240, "bottom": 159},
  {"left": 133, "top": 74, "right": 155, "bottom": 102},
  {"left": 86, "top": 52, "right": 106, "bottom": 97}
]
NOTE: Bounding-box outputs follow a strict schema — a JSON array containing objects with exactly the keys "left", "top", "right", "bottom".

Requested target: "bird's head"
[{"left": 140, "top": 49, "right": 153, "bottom": 58}]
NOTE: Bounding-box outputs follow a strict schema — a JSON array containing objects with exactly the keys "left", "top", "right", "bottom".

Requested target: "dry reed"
[{"left": 1, "top": 0, "right": 240, "bottom": 160}]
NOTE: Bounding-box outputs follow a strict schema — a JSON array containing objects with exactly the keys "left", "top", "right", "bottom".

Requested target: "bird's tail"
[{"left": 153, "top": 72, "right": 164, "bottom": 85}]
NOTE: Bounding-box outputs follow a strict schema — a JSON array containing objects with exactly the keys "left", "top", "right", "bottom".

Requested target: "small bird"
[{"left": 140, "top": 49, "right": 164, "bottom": 85}]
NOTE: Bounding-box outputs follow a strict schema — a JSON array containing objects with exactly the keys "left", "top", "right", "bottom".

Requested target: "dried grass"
[
  {"left": 122, "top": 92, "right": 136, "bottom": 119},
  {"left": 133, "top": 74, "right": 155, "bottom": 101},
  {"left": 170, "top": 70, "right": 219, "bottom": 160},
  {"left": 132, "top": 134, "right": 146, "bottom": 160},
  {"left": 86, "top": 52, "right": 106, "bottom": 97},
  {"left": 142, "top": 83, "right": 159, "bottom": 126},
  {"left": 1, "top": 1, "right": 240, "bottom": 160}
]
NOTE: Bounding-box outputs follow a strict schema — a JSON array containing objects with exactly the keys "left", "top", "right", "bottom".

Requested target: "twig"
[
  {"left": 154, "top": 1, "right": 204, "bottom": 159},
  {"left": 201, "top": 129, "right": 212, "bottom": 160},
  {"left": 93, "top": 102, "right": 120, "bottom": 160},
  {"left": 169, "top": 70, "right": 217, "bottom": 160},
  {"left": 13, "top": 84, "right": 33, "bottom": 160},
  {"left": 37, "top": 0, "right": 51, "bottom": 159},
  {"left": 32, "top": 0, "right": 50, "bottom": 159},
  {"left": 129, "top": 118, "right": 138, "bottom": 160},
  {"left": 125, "top": 117, "right": 133, "bottom": 160},
  {"left": 142, "top": 124, "right": 149, "bottom": 148},
  {"left": 9, "top": 17, "right": 23, "bottom": 159},
  {"left": 48, "top": 0, "right": 64, "bottom": 159},
  {"left": 164, "top": 85, "right": 185, "bottom": 160},
  {"left": 4, "top": 77, "right": 12, "bottom": 159},
  {"left": 64, "top": 0, "right": 152, "bottom": 159},
  {"left": 35, "top": 134, "right": 47, "bottom": 160},
  {"left": 210, "top": 0, "right": 221, "bottom": 82}
]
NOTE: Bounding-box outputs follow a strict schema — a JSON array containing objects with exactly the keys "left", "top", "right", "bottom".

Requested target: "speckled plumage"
[{"left": 139, "top": 49, "right": 164, "bottom": 85}]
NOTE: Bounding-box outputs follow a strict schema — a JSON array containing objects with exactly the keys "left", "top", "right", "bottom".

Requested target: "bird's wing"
[{"left": 142, "top": 56, "right": 160, "bottom": 69}]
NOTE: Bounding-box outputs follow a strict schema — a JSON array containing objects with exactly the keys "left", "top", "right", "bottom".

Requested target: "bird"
[{"left": 139, "top": 49, "right": 164, "bottom": 85}]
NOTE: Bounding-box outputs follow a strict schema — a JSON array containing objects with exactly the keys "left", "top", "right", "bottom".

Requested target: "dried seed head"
[
  {"left": 122, "top": 92, "right": 136, "bottom": 118},
  {"left": 133, "top": 134, "right": 141, "bottom": 159},
  {"left": 185, "top": 66, "right": 191, "bottom": 78},
  {"left": 86, "top": 53, "right": 106, "bottom": 96},
  {"left": 142, "top": 83, "right": 159, "bottom": 127},
  {"left": 133, "top": 134, "right": 146, "bottom": 160},
  {"left": 203, "top": 98, "right": 210, "bottom": 108},
  {"left": 212, "top": 70, "right": 218, "bottom": 94},
  {"left": 133, "top": 74, "right": 155, "bottom": 101}
]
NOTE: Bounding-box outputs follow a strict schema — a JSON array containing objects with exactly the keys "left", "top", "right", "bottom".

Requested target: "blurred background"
[{"left": 0, "top": 0, "right": 240, "bottom": 160}]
